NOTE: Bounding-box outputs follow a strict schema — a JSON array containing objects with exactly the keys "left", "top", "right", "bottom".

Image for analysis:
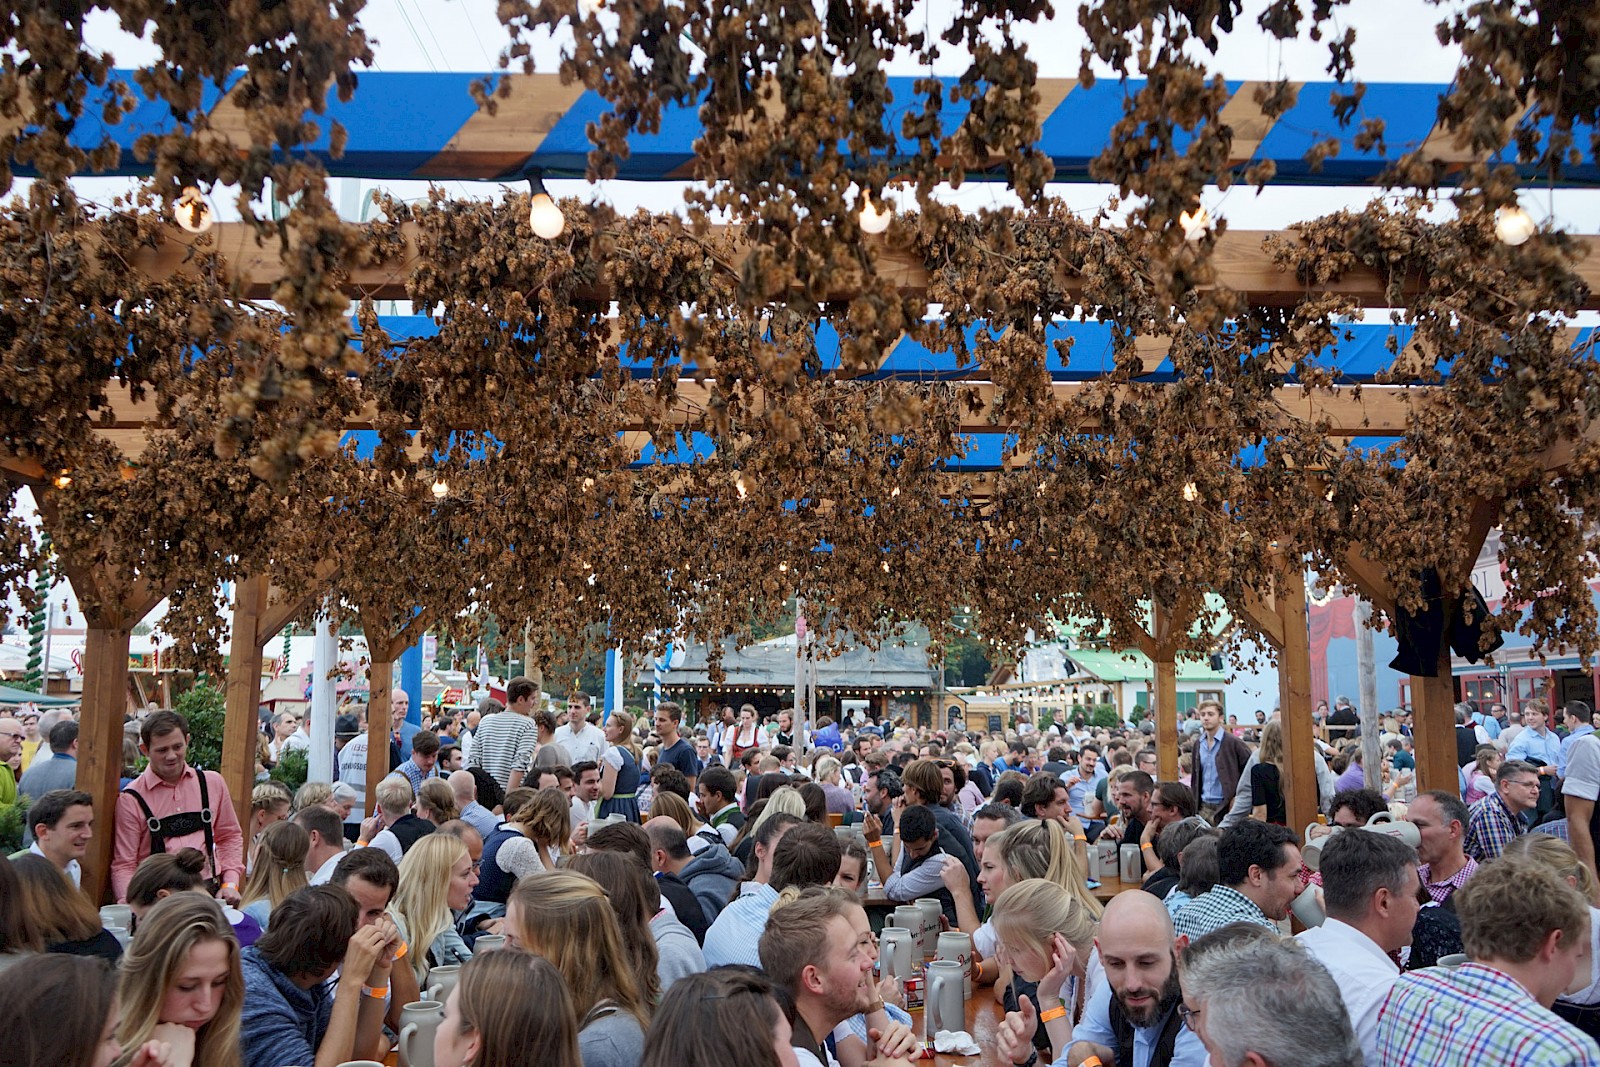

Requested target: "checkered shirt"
[
  {"left": 1171, "top": 884, "right": 1275, "bottom": 941},
  {"left": 1465, "top": 792, "right": 1527, "bottom": 862},
  {"left": 1416, "top": 856, "right": 1478, "bottom": 905},
  {"left": 1376, "top": 962, "right": 1600, "bottom": 1067}
]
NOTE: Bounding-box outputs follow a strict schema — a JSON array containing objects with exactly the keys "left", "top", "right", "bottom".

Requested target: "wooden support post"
[
  {"left": 222, "top": 575, "right": 270, "bottom": 832},
  {"left": 367, "top": 658, "right": 394, "bottom": 811},
  {"left": 78, "top": 623, "right": 133, "bottom": 902},
  {"left": 1150, "top": 603, "right": 1180, "bottom": 782},
  {"left": 1276, "top": 569, "right": 1321, "bottom": 835},
  {"left": 1412, "top": 644, "right": 1460, "bottom": 795}
]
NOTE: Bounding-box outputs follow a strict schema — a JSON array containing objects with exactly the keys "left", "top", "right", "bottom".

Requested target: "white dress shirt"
[
  {"left": 30, "top": 842, "right": 80, "bottom": 888},
  {"left": 561, "top": 721, "right": 607, "bottom": 765},
  {"left": 1296, "top": 917, "right": 1400, "bottom": 1066}
]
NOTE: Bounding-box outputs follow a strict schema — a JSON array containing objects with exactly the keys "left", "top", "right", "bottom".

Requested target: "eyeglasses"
[
  {"left": 1178, "top": 1004, "right": 1203, "bottom": 1032},
  {"left": 0, "top": 732, "right": 23, "bottom": 742}
]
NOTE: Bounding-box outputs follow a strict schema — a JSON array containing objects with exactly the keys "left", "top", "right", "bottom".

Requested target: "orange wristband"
[{"left": 1039, "top": 1004, "right": 1068, "bottom": 1023}]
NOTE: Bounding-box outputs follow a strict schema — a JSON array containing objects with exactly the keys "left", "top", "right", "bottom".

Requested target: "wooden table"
[{"left": 910, "top": 996, "right": 1006, "bottom": 1067}]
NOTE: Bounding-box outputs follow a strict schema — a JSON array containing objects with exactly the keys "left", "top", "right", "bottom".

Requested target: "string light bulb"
[
  {"left": 174, "top": 186, "right": 215, "bottom": 234},
  {"left": 1495, "top": 204, "right": 1535, "bottom": 247},
  {"left": 1181, "top": 481, "right": 1199, "bottom": 502},
  {"left": 860, "top": 195, "right": 892, "bottom": 235},
  {"left": 53, "top": 470, "right": 72, "bottom": 490},
  {"left": 431, "top": 479, "right": 449, "bottom": 499},
  {"left": 526, "top": 172, "right": 565, "bottom": 240},
  {"left": 1178, "top": 208, "right": 1210, "bottom": 243}
]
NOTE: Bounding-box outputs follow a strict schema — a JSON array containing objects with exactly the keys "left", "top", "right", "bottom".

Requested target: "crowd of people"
[{"left": 4, "top": 687, "right": 1600, "bottom": 1067}]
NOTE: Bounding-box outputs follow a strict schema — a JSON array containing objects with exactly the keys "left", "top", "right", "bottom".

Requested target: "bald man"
[
  {"left": 0, "top": 717, "right": 23, "bottom": 805},
  {"left": 387, "top": 687, "right": 413, "bottom": 772},
  {"left": 449, "top": 769, "right": 502, "bottom": 840},
  {"left": 998, "top": 891, "right": 1208, "bottom": 1067}
]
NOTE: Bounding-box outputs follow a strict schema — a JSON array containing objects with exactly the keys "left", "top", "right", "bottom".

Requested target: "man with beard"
[
  {"left": 1173, "top": 819, "right": 1303, "bottom": 940},
  {"left": 760, "top": 885, "right": 920, "bottom": 1067},
  {"left": 998, "top": 891, "right": 1207, "bottom": 1067}
]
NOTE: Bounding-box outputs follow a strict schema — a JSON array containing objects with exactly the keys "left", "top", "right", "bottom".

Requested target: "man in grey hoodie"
[{"left": 648, "top": 815, "right": 747, "bottom": 925}]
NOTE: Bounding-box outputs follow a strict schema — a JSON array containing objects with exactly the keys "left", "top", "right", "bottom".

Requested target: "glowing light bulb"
[
  {"left": 174, "top": 187, "right": 214, "bottom": 234},
  {"left": 881, "top": 559, "right": 891, "bottom": 573},
  {"left": 1495, "top": 205, "right": 1535, "bottom": 247},
  {"left": 890, "top": 486, "right": 900, "bottom": 498},
  {"left": 431, "top": 479, "right": 449, "bottom": 499},
  {"left": 779, "top": 562, "right": 789, "bottom": 573},
  {"left": 529, "top": 192, "right": 565, "bottom": 239},
  {"left": 1182, "top": 481, "right": 1199, "bottom": 502},
  {"left": 53, "top": 471, "right": 72, "bottom": 490},
  {"left": 734, "top": 472, "right": 748, "bottom": 500},
  {"left": 860, "top": 197, "right": 892, "bottom": 235},
  {"left": 1178, "top": 208, "right": 1209, "bottom": 243}
]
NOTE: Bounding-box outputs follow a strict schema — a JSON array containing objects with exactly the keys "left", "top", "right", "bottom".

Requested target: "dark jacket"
[
  {"left": 679, "top": 842, "right": 746, "bottom": 925},
  {"left": 1190, "top": 729, "right": 1252, "bottom": 813},
  {"left": 656, "top": 871, "right": 711, "bottom": 944}
]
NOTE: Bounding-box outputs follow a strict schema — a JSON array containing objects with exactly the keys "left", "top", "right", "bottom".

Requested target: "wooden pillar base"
[
  {"left": 79, "top": 624, "right": 133, "bottom": 902},
  {"left": 1412, "top": 643, "right": 1460, "bottom": 796},
  {"left": 1276, "top": 569, "right": 1321, "bottom": 835}
]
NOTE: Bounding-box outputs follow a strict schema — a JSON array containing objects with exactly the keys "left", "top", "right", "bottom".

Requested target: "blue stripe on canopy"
[{"left": 19, "top": 73, "right": 1599, "bottom": 187}]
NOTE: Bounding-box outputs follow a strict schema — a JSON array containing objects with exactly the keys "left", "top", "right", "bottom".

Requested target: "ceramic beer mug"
[
  {"left": 924, "top": 960, "right": 966, "bottom": 1038},
  {"left": 891, "top": 906, "right": 925, "bottom": 959},
  {"left": 879, "top": 926, "right": 915, "bottom": 980},
  {"left": 914, "top": 898, "right": 943, "bottom": 957},
  {"left": 424, "top": 963, "right": 462, "bottom": 1005},
  {"left": 1097, "top": 839, "right": 1119, "bottom": 879},
  {"left": 935, "top": 931, "right": 974, "bottom": 997},
  {"left": 474, "top": 934, "right": 507, "bottom": 952},
  {"left": 398, "top": 1000, "right": 445, "bottom": 1067},
  {"left": 1119, "top": 843, "right": 1142, "bottom": 884}
]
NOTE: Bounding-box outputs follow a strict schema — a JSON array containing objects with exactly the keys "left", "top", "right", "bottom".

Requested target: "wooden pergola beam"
[
  {"left": 115, "top": 223, "right": 1600, "bottom": 309},
  {"left": 85, "top": 381, "right": 1433, "bottom": 448}
]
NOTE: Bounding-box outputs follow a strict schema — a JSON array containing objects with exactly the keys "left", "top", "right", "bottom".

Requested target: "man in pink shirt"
[{"left": 112, "top": 709, "right": 245, "bottom": 903}]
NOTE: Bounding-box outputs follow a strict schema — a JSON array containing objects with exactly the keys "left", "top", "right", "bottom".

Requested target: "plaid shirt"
[
  {"left": 1376, "top": 962, "right": 1600, "bottom": 1067},
  {"left": 1416, "top": 856, "right": 1478, "bottom": 904},
  {"left": 1465, "top": 793, "right": 1527, "bottom": 862},
  {"left": 1172, "top": 884, "right": 1275, "bottom": 941}
]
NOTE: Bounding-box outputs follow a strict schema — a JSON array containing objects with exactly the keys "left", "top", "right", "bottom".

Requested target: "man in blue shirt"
[
  {"left": 1559, "top": 700, "right": 1594, "bottom": 778},
  {"left": 996, "top": 891, "right": 1207, "bottom": 1067},
  {"left": 1506, "top": 700, "right": 1562, "bottom": 780}
]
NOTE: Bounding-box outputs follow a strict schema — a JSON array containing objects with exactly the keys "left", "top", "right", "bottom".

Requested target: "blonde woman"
[
  {"left": 991, "top": 879, "right": 1100, "bottom": 1062},
  {"left": 417, "top": 778, "right": 460, "bottom": 826},
  {"left": 239, "top": 820, "right": 309, "bottom": 930},
  {"left": 728, "top": 786, "right": 806, "bottom": 861},
  {"left": 974, "top": 819, "right": 1102, "bottom": 1012},
  {"left": 116, "top": 894, "right": 244, "bottom": 1067},
  {"left": 1250, "top": 720, "right": 1288, "bottom": 825},
  {"left": 292, "top": 781, "right": 332, "bottom": 812},
  {"left": 598, "top": 711, "right": 643, "bottom": 823},
  {"left": 393, "top": 834, "right": 479, "bottom": 988},
  {"left": 248, "top": 782, "right": 292, "bottom": 872},
  {"left": 506, "top": 870, "right": 649, "bottom": 1067}
]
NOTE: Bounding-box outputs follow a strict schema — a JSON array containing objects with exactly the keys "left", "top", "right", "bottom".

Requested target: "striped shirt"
[
  {"left": 466, "top": 711, "right": 538, "bottom": 791},
  {"left": 702, "top": 882, "right": 778, "bottom": 968},
  {"left": 1376, "top": 962, "right": 1600, "bottom": 1067}
]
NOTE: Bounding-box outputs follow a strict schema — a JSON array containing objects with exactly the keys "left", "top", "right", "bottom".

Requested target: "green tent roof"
[
  {"left": 1063, "top": 648, "right": 1226, "bottom": 684},
  {"left": 0, "top": 684, "right": 80, "bottom": 707}
]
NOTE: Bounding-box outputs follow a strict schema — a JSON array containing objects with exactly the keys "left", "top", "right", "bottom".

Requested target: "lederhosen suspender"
[{"left": 122, "top": 770, "right": 217, "bottom": 877}]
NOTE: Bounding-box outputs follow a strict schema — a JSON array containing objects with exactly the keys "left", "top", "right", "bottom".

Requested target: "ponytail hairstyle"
[
  {"left": 239, "top": 820, "right": 310, "bottom": 913},
  {"left": 988, "top": 818, "right": 1103, "bottom": 918}
]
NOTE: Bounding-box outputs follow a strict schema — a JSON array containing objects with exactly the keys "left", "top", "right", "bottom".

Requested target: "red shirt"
[{"left": 112, "top": 764, "right": 245, "bottom": 902}]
